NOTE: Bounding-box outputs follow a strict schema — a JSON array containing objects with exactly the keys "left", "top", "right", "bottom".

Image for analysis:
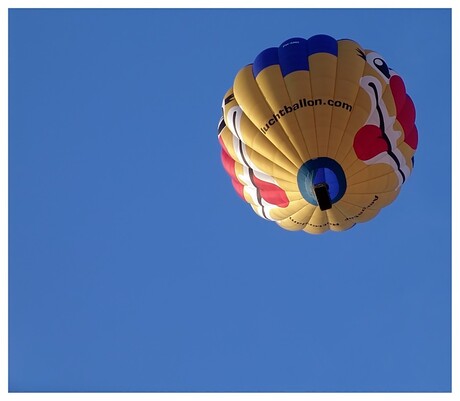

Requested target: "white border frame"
[{"left": 1, "top": 2, "right": 456, "bottom": 400}]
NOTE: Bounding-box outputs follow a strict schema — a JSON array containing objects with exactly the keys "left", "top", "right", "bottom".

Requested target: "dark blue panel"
[
  {"left": 314, "top": 167, "right": 326, "bottom": 185},
  {"left": 252, "top": 47, "right": 279, "bottom": 77},
  {"left": 252, "top": 35, "right": 338, "bottom": 77},
  {"left": 324, "top": 168, "right": 339, "bottom": 200},
  {"left": 307, "top": 34, "right": 338, "bottom": 57},
  {"left": 278, "top": 37, "right": 309, "bottom": 76}
]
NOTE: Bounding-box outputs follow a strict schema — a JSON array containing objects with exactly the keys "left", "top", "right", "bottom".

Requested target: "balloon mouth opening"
[{"left": 297, "top": 157, "right": 347, "bottom": 208}]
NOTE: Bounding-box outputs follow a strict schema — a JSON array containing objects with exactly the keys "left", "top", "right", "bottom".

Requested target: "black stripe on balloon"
[
  {"left": 356, "top": 48, "right": 366, "bottom": 60},
  {"left": 225, "top": 93, "right": 235, "bottom": 105},
  {"left": 217, "top": 117, "right": 226, "bottom": 135},
  {"left": 368, "top": 82, "right": 406, "bottom": 184},
  {"left": 232, "top": 111, "right": 268, "bottom": 220}
]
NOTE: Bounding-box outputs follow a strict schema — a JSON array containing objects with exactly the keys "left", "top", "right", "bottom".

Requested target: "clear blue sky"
[{"left": 8, "top": 8, "right": 451, "bottom": 392}]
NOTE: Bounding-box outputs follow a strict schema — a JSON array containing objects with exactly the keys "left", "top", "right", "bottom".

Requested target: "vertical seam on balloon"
[
  {"left": 235, "top": 68, "right": 304, "bottom": 169},
  {"left": 277, "top": 44, "right": 311, "bottom": 164},
  {"left": 324, "top": 41, "right": 339, "bottom": 158},
  {"left": 222, "top": 133, "right": 300, "bottom": 185},
  {"left": 331, "top": 43, "right": 367, "bottom": 162},
  {"left": 285, "top": 203, "right": 316, "bottom": 227},
  {"left": 270, "top": 199, "right": 301, "bottom": 221},
  {"left": 280, "top": 74, "right": 311, "bottom": 164},
  {"left": 306, "top": 52, "right": 319, "bottom": 158},
  {"left": 303, "top": 206, "right": 326, "bottom": 233},
  {"left": 254, "top": 72, "right": 306, "bottom": 166},
  {"left": 239, "top": 104, "right": 300, "bottom": 176},
  {"left": 346, "top": 171, "right": 401, "bottom": 197},
  {"left": 303, "top": 49, "right": 322, "bottom": 227},
  {"left": 325, "top": 205, "right": 352, "bottom": 230},
  {"left": 224, "top": 88, "right": 300, "bottom": 179}
]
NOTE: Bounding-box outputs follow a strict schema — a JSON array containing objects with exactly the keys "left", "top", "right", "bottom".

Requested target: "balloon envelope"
[{"left": 217, "top": 34, "right": 418, "bottom": 234}]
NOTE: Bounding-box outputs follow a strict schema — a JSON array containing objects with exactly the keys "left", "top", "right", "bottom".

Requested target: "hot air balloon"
[{"left": 217, "top": 34, "right": 418, "bottom": 234}]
